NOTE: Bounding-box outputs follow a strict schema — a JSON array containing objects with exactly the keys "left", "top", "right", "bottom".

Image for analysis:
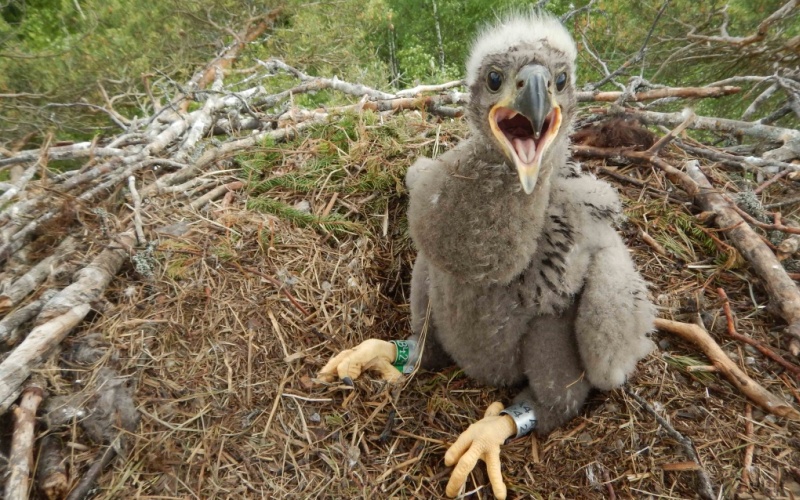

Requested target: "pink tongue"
[{"left": 512, "top": 138, "right": 537, "bottom": 164}]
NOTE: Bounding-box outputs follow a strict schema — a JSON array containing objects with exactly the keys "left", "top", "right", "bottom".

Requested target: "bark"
[
  {"left": 683, "top": 161, "right": 800, "bottom": 345},
  {"left": 608, "top": 108, "right": 800, "bottom": 161},
  {"left": 576, "top": 85, "right": 740, "bottom": 102},
  {"left": 4, "top": 380, "right": 45, "bottom": 500},
  {"left": 0, "top": 305, "right": 90, "bottom": 413},
  {"left": 0, "top": 289, "right": 58, "bottom": 346},
  {"left": 36, "top": 434, "right": 68, "bottom": 500},
  {"left": 37, "top": 231, "right": 135, "bottom": 323},
  {"left": 0, "top": 237, "right": 75, "bottom": 313}
]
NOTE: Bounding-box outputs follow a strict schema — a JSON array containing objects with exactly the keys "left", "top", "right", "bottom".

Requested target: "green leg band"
[{"left": 390, "top": 339, "right": 418, "bottom": 374}]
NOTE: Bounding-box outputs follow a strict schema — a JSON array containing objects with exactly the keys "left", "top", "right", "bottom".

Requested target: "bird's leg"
[
  {"left": 444, "top": 401, "right": 517, "bottom": 500},
  {"left": 317, "top": 339, "right": 410, "bottom": 385}
]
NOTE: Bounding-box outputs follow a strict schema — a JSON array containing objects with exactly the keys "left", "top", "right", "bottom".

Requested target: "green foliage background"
[{"left": 1, "top": 0, "right": 797, "bottom": 144}]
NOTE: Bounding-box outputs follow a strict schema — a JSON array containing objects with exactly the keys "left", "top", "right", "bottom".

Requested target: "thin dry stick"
[
  {"left": 624, "top": 387, "right": 716, "bottom": 500},
  {"left": 717, "top": 288, "right": 800, "bottom": 379},
  {"left": 189, "top": 180, "right": 244, "bottom": 210},
  {"left": 0, "top": 237, "right": 75, "bottom": 313},
  {"left": 729, "top": 204, "right": 800, "bottom": 235},
  {"left": 4, "top": 379, "right": 45, "bottom": 500},
  {"left": 647, "top": 109, "right": 696, "bottom": 155},
  {"left": 64, "top": 440, "right": 118, "bottom": 500},
  {"left": 236, "top": 264, "right": 310, "bottom": 317},
  {"left": 740, "top": 404, "right": 754, "bottom": 493},
  {"left": 128, "top": 175, "right": 146, "bottom": 245},
  {"left": 639, "top": 230, "right": 668, "bottom": 256},
  {"left": 754, "top": 169, "right": 791, "bottom": 194},
  {"left": 654, "top": 318, "right": 800, "bottom": 420},
  {"left": 579, "top": 85, "right": 740, "bottom": 102}
]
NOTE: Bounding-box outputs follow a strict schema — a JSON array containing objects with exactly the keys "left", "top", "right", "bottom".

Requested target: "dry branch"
[
  {"left": 740, "top": 404, "right": 754, "bottom": 494},
  {"left": 128, "top": 176, "right": 145, "bottom": 245},
  {"left": 675, "top": 140, "right": 799, "bottom": 173},
  {"left": 4, "top": 379, "right": 45, "bottom": 500},
  {"left": 654, "top": 318, "right": 800, "bottom": 420},
  {"left": 602, "top": 107, "right": 800, "bottom": 162},
  {"left": 37, "top": 231, "right": 135, "bottom": 323},
  {"left": 64, "top": 445, "right": 117, "bottom": 500},
  {"left": 0, "top": 231, "right": 134, "bottom": 411},
  {"left": 686, "top": 0, "right": 798, "bottom": 47},
  {"left": 576, "top": 143, "right": 800, "bottom": 350},
  {"left": 186, "top": 8, "right": 283, "bottom": 96},
  {"left": 576, "top": 85, "right": 740, "bottom": 102},
  {"left": 0, "top": 304, "right": 90, "bottom": 413},
  {"left": 0, "top": 237, "right": 75, "bottom": 313},
  {"left": 683, "top": 161, "right": 800, "bottom": 347},
  {"left": 0, "top": 289, "right": 58, "bottom": 346},
  {"left": 0, "top": 142, "right": 127, "bottom": 169},
  {"left": 36, "top": 434, "right": 68, "bottom": 500}
]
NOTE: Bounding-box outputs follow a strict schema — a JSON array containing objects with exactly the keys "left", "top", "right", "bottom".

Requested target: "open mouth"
[{"left": 491, "top": 106, "right": 561, "bottom": 172}]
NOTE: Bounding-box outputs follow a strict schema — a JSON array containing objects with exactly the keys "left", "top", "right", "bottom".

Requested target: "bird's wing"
[
  {"left": 557, "top": 174, "right": 655, "bottom": 391},
  {"left": 405, "top": 156, "right": 441, "bottom": 193},
  {"left": 573, "top": 231, "right": 655, "bottom": 390}
]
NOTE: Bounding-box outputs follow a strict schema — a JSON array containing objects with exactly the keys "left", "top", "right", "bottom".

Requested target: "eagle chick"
[{"left": 320, "top": 13, "right": 655, "bottom": 499}]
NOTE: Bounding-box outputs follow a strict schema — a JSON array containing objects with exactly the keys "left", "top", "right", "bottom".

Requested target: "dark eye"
[
  {"left": 487, "top": 70, "right": 503, "bottom": 92},
  {"left": 555, "top": 72, "right": 567, "bottom": 91}
]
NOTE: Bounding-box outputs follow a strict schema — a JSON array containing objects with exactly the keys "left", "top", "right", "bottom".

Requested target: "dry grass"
[{"left": 9, "top": 112, "right": 800, "bottom": 499}]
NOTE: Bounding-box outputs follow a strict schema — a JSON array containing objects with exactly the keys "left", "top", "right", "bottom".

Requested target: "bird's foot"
[
  {"left": 316, "top": 339, "right": 402, "bottom": 384},
  {"left": 444, "top": 401, "right": 517, "bottom": 499}
]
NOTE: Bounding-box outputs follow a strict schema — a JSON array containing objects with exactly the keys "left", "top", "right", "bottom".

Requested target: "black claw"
[{"left": 342, "top": 377, "right": 354, "bottom": 387}]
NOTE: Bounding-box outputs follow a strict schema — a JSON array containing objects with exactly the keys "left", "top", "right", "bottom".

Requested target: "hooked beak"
[{"left": 489, "top": 64, "right": 562, "bottom": 194}]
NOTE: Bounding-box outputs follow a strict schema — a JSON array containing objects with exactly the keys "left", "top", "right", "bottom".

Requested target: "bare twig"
[
  {"left": 687, "top": 0, "right": 799, "bottom": 47},
  {"left": 740, "top": 404, "right": 754, "bottom": 493},
  {"left": 729, "top": 204, "right": 800, "bottom": 234},
  {"left": 0, "top": 237, "right": 75, "bottom": 313},
  {"left": 765, "top": 195, "right": 800, "bottom": 210},
  {"left": 654, "top": 318, "right": 800, "bottom": 420},
  {"left": 718, "top": 288, "right": 800, "bottom": 379},
  {"left": 600, "top": 107, "right": 800, "bottom": 160},
  {"left": 647, "top": 109, "right": 695, "bottom": 155},
  {"left": 624, "top": 386, "right": 716, "bottom": 500},
  {"left": 179, "top": 8, "right": 284, "bottom": 111},
  {"left": 64, "top": 442, "right": 118, "bottom": 500},
  {"left": 674, "top": 140, "right": 799, "bottom": 173},
  {"left": 128, "top": 176, "right": 146, "bottom": 245},
  {"left": 577, "top": 86, "right": 740, "bottom": 103},
  {"left": 586, "top": 0, "right": 670, "bottom": 89}
]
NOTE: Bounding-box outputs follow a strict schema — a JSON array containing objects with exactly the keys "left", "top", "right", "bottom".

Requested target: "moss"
[
  {"left": 246, "top": 197, "right": 360, "bottom": 236},
  {"left": 627, "top": 200, "right": 740, "bottom": 269}
]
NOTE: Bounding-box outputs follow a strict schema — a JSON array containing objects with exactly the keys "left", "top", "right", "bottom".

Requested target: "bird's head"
[{"left": 465, "top": 13, "right": 577, "bottom": 194}]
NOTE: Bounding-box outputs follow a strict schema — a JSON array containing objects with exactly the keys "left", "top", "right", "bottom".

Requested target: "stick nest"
[{"left": 2, "top": 93, "right": 799, "bottom": 500}]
